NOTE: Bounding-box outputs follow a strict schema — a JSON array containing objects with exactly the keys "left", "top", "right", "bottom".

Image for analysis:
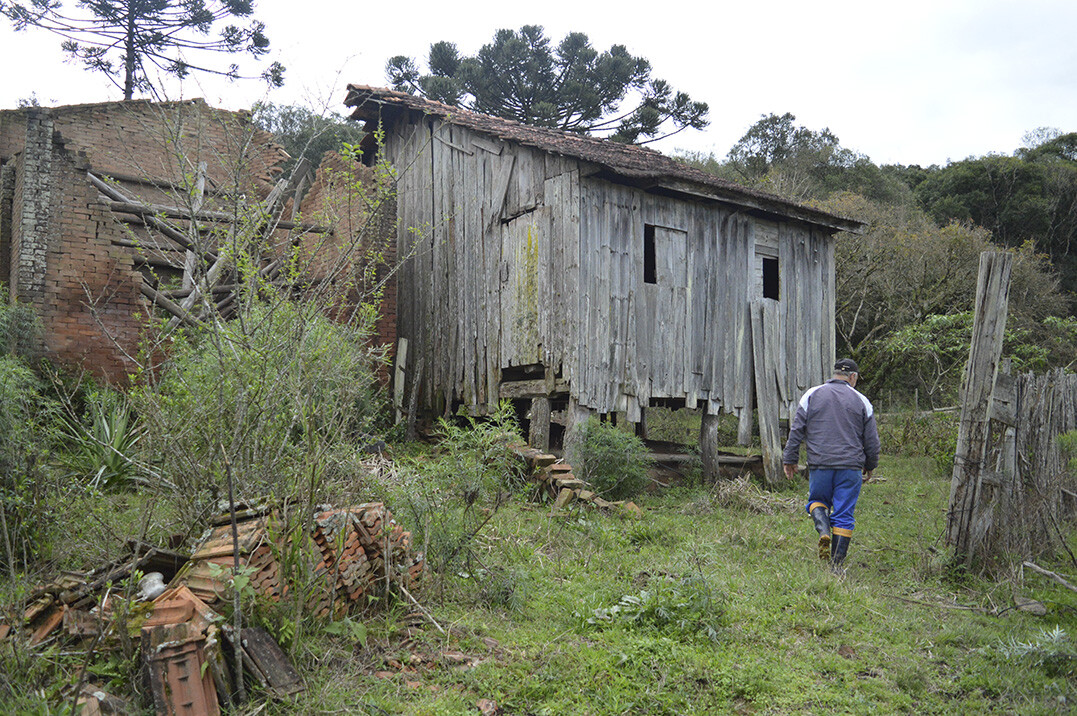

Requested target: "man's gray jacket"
[{"left": 782, "top": 379, "right": 880, "bottom": 471}]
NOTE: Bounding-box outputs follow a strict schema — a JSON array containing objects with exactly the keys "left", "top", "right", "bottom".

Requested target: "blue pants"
[{"left": 805, "top": 468, "right": 862, "bottom": 537}]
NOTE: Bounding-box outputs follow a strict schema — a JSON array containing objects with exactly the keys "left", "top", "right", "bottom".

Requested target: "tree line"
[{"left": 679, "top": 113, "right": 1077, "bottom": 406}]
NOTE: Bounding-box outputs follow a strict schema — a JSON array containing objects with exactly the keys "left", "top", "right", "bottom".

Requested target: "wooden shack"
[{"left": 345, "top": 85, "right": 863, "bottom": 477}]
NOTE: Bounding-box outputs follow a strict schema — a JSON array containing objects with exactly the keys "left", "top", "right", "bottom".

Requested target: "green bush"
[
  {"left": 571, "top": 417, "right": 653, "bottom": 500},
  {"left": 388, "top": 401, "right": 525, "bottom": 583},
  {"left": 132, "top": 300, "right": 387, "bottom": 513}
]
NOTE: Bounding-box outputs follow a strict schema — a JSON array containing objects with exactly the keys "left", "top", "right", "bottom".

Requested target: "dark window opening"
[
  {"left": 643, "top": 224, "right": 656, "bottom": 284},
  {"left": 762, "top": 257, "right": 779, "bottom": 300}
]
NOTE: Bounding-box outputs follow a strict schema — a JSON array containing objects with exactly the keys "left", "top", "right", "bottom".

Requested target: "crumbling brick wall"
[
  {"left": 293, "top": 150, "right": 398, "bottom": 352},
  {"left": 3, "top": 108, "right": 145, "bottom": 380},
  {"left": 0, "top": 99, "right": 396, "bottom": 381}
]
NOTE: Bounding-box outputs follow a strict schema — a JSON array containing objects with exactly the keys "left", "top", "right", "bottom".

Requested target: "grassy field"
[
  {"left": 3, "top": 431, "right": 1076, "bottom": 714},
  {"left": 275, "top": 453, "right": 1077, "bottom": 715}
]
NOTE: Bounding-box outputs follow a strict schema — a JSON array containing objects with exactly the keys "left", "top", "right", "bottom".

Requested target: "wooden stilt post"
[
  {"left": 701, "top": 412, "right": 721, "bottom": 483},
  {"left": 529, "top": 397, "right": 551, "bottom": 451},
  {"left": 565, "top": 397, "right": 593, "bottom": 462},
  {"left": 635, "top": 408, "right": 648, "bottom": 440},
  {"left": 737, "top": 388, "right": 754, "bottom": 447}
]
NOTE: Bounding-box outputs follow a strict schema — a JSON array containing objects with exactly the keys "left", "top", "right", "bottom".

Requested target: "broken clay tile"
[
  {"left": 29, "top": 606, "right": 65, "bottom": 645},
  {"left": 142, "top": 622, "right": 220, "bottom": 716}
]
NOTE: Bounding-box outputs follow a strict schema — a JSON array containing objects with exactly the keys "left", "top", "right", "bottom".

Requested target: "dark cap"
[{"left": 834, "top": 358, "right": 860, "bottom": 374}]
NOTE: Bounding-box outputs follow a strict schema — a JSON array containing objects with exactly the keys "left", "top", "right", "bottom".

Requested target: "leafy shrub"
[
  {"left": 387, "top": 402, "right": 525, "bottom": 592},
  {"left": 0, "top": 285, "right": 39, "bottom": 359},
  {"left": 580, "top": 573, "right": 727, "bottom": 643},
  {"left": 571, "top": 418, "right": 653, "bottom": 500},
  {"left": 132, "top": 301, "right": 387, "bottom": 513}
]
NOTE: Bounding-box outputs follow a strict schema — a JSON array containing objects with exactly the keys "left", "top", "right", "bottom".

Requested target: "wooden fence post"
[{"left": 946, "top": 251, "right": 1013, "bottom": 565}]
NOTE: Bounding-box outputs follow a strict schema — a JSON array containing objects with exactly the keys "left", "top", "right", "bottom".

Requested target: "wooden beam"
[
  {"left": 105, "top": 200, "right": 331, "bottom": 234},
  {"left": 700, "top": 412, "right": 721, "bottom": 484},
  {"left": 394, "top": 338, "right": 409, "bottom": 424},
  {"left": 498, "top": 377, "right": 570, "bottom": 399},
  {"left": 140, "top": 282, "right": 200, "bottom": 327},
  {"left": 89, "top": 172, "right": 201, "bottom": 255},
  {"left": 751, "top": 301, "right": 784, "bottom": 487}
]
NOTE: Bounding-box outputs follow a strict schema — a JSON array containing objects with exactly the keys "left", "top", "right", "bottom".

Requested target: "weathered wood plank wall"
[{"left": 387, "top": 114, "right": 833, "bottom": 421}]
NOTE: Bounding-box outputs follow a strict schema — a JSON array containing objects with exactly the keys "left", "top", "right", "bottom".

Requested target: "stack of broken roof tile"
[
  {"left": 177, "top": 502, "right": 423, "bottom": 616},
  {"left": 2, "top": 500, "right": 423, "bottom": 715}
]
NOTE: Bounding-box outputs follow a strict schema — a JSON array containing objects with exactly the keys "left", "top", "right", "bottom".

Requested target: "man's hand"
[
  {"left": 862, "top": 470, "right": 874, "bottom": 484},
  {"left": 783, "top": 463, "right": 798, "bottom": 480}
]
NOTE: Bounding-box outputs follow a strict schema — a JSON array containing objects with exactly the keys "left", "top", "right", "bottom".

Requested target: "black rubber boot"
[
  {"left": 810, "top": 506, "right": 831, "bottom": 561},
  {"left": 830, "top": 535, "right": 851, "bottom": 573}
]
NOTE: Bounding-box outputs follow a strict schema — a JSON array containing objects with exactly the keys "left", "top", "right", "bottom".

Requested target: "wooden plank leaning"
[
  {"left": 751, "top": 300, "right": 784, "bottom": 487},
  {"left": 946, "top": 251, "right": 1013, "bottom": 566}
]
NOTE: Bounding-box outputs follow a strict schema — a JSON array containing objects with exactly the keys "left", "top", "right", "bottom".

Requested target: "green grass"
[
  {"left": 4, "top": 452, "right": 1076, "bottom": 714},
  {"left": 280, "top": 454, "right": 1077, "bottom": 714}
]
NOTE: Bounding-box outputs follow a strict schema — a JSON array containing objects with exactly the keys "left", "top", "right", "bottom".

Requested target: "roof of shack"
[{"left": 344, "top": 85, "right": 864, "bottom": 234}]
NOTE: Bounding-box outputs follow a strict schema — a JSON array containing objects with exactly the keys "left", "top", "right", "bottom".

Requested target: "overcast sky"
[{"left": 2, "top": 0, "right": 1074, "bottom": 167}]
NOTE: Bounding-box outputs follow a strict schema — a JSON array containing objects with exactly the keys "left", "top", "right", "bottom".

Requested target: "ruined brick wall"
[
  {"left": 44, "top": 100, "right": 285, "bottom": 201},
  {"left": 0, "top": 99, "right": 396, "bottom": 382},
  {"left": 3, "top": 108, "right": 144, "bottom": 379},
  {"left": 294, "top": 150, "right": 398, "bottom": 352},
  {"left": 1, "top": 163, "right": 14, "bottom": 287},
  {"left": 0, "top": 100, "right": 285, "bottom": 380}
]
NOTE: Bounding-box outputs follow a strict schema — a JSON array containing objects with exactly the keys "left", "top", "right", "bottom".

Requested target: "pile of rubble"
[{"left": 2, "top": 502, "right": 422, "bottom": 715}]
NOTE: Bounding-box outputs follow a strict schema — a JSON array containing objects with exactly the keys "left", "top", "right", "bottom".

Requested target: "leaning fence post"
[{"left": 946, "top": 251, "right": 1013, "bottom": 566}]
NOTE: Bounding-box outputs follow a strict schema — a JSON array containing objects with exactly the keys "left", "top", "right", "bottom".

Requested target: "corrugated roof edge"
[{"left": 344, "top": 85, "right": 865, "bottom": 234}]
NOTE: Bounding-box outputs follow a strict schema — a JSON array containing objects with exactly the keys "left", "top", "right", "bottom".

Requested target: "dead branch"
[
  {"left": 1023, "top": 561, "right": 1077, "bottom": 595},
  {"left": 139, "top": 282, "right": 201, "bottom": 327}
]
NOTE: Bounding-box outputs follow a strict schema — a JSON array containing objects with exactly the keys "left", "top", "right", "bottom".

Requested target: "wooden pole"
[
  {"left": 394, "top": 338, "right": 409, "bottom": 424},
  {"left": 182, "top": 161, "right": 207, "bottom": 291},
  {"left": 700, "top": 412, "right": 721, "bottom": 483},
  {"left": 222, "top": 447, "right": 246, "bottom": 703},
  {"left": 946, "top": 251, "right": 1013, "bottom": 565},
  {"left": 529, "top": 396, "right": 552, "bottom": 452},
  {"left": 737, "top": 388, "right": 754, "bottom": 447},
  {"left": 635, "top": 408, "right": 648, "bottom": 440}
]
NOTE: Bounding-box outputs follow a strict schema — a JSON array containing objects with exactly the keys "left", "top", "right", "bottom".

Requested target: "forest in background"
[{"left": 677, "top": 113, "right": 1077, "bottom": 408}]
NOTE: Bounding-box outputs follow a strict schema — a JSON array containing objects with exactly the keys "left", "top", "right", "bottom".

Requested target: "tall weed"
[
  {"left": 0, "top": 356, "right": 52, "bottom": 572},
  {"left": 57, "top": 394, "right": 149, "bottom": 492},
  {"left": 571, "top": 418, "right": 653, "bottom": 499},
  {"left": 386, "top": 402, "right": 525, "bottom": 595}
]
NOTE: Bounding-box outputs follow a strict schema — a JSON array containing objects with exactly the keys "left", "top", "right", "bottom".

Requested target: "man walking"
[{"left": 782, "top": 358, "right": 880, "bottom": 571}]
